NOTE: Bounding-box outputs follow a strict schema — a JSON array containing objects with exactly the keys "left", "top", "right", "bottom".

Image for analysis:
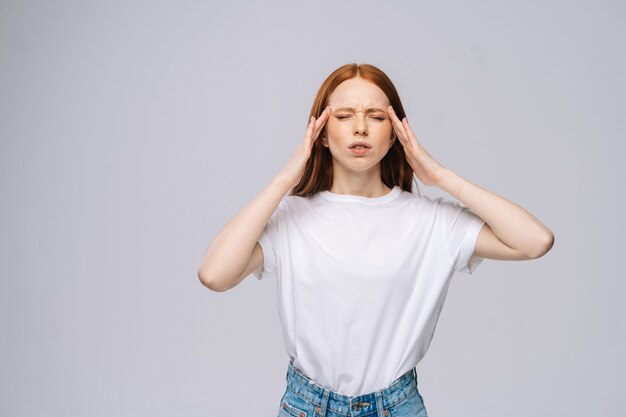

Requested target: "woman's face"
[{"left": 323, "top": 77, "right": 394, "bottom": 173}]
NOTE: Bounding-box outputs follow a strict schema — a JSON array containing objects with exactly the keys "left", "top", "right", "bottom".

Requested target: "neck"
[{"left": 329, "top": 164, "right": 391, "bottom": 197}]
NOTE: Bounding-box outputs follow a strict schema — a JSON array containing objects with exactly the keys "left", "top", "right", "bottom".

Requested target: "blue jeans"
[{"left": 277, "top": 360, "right": 429, "bottom": 417}]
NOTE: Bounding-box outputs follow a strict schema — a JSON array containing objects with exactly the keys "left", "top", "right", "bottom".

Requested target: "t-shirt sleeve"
[
  {"left": 252, "top": 198, "right": 286, "bottom": 281},
  {"left": 436, "top": 197, "right": 486, "bottom": 274}
]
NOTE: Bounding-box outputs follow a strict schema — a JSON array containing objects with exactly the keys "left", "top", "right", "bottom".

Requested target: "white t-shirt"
[{"left": 253, "top": 185, "right": 486, "bottom": 397}]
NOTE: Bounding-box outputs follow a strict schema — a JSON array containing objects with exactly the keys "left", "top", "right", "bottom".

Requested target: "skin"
[
  {"left": 308, "top": 76, "right": 554, "bottom": 262},
  {"left": 198, "top": 76, "right": 555, "bottom": 292},
  {"left": 321, "top": 76, "right": 397, "bottom": 197},
  {"left": 385, "top": 96, "right": 554, "bottom": 261}
]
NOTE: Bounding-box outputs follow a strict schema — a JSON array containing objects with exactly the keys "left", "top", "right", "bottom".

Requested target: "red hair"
[{"left": 290, "top": 63, "right": 418, "bottom": 197}]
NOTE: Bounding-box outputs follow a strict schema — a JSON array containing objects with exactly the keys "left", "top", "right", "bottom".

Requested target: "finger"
[
  {"left": 312, "top": 106, "right": 331, "bottom": 140},
  {"left": 387, "top": 106, "right": 405, "bottom": 135},
  {"left": 305, "top": 115, "right": 315, "bottom": 132},
  {"left": 387, "top": 106, "right": 410, "bottom": 146},
  {"left": 305, "top": 114, "right": 322, "bottom": 147},
  {"left": 402, "top": 117, "right": 421, "bottom": 146},
  {"left": 316, "top": 106, "right": 331, "bottom": 126},
  {"left": 304, "top": 116, "right": 315, "bottom": 141}
]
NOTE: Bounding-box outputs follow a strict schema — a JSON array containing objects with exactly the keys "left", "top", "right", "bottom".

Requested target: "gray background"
[{"left": 1, "top": 0, "right": 624, "bottom": 416}]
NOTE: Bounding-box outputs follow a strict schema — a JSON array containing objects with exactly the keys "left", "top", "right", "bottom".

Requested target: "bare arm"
[
  {"left": 197, "top": 175, "right": 292, "bottom": 291},
  {"left": 387, "top": 105, "right": 554, "bottom": 261},
  {"left": 198, "top": 107, "right": 332, "bottom": 292},
  {"left": 438, "top": 169, "right": 554, "bottom": 260}
]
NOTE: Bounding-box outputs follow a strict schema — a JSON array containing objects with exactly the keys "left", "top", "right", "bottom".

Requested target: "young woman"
[{"left": 198, "top": 63, "right": 554, "bottom": 417}]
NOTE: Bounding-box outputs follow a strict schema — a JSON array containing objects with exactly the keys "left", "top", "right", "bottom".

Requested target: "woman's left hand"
[{"left": 387, "top": 105, "right": 447, "bottom": 187}]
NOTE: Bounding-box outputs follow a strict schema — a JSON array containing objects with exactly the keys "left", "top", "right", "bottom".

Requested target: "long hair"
[{"left": 290, "top": 63, "right": 420, "bottom": 197}]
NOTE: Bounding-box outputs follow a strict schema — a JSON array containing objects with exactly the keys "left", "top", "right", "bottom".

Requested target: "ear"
[{"left": 322, "top": 135, "right": 329, "bottom": 147}]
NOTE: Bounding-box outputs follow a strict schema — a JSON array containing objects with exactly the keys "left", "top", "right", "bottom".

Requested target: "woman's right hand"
[{"left": 278, "top": 106, "right": 332, "bottom": 188}]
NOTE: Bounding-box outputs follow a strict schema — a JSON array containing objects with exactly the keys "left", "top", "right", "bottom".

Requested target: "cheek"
[
  {"left": 377, "top": 124, "right": 394, "bottom": 140},
  {"left": 378, "top": 120, "right": 392, "bottom": 131},
  {"left": 323, "top": 124, "right": 341, "bottom": 143},
  {"left": 325, "top": 120, "right": 341, "bottom": 134}
]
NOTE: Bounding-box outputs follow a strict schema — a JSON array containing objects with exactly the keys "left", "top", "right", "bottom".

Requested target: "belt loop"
[
  {"left": 287, "top": 359, "right": 294, "bottom": 381},
  {"left": 412, "top": 366, "right": 417, "bottom": 380},
  {"left": 318, "top": 388, "right": 330, "bottom": 416},
  {"left": 375, "top": 390, "right": 385, "bottom": 417}
]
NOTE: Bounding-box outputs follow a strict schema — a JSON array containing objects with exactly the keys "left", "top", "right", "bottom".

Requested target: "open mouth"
[
  {"left": 348, "top": 141, "right": 372, "bottom": 150},
  {"left": 349, "top": 146, "right": 372, "bottom": 155}
]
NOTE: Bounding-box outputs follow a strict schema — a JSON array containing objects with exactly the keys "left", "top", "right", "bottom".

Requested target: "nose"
[{"left": 353, "top": 111, "right": 368, "bottom": 136}]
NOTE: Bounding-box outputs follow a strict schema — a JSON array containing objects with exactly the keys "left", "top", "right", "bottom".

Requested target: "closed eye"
[{"left": 336, "top": 115, "right": 386, "bottom": 121}]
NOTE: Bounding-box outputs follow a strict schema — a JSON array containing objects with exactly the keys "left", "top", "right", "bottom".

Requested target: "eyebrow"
[{"left": 333, "top": 107, "right": 387, "bottom": 113}]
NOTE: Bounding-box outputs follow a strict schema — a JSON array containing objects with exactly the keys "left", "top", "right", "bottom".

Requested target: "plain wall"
[{"left": 1, "top": 0, "right": 624, "bottom": 416}]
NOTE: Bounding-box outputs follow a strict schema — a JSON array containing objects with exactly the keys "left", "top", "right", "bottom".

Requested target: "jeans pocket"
[
  {"left": 277, "top": 388, "right": 310, "bottom": 417},
  {"left": 388, "top": 385, "right": 428, "bottom": 417}
]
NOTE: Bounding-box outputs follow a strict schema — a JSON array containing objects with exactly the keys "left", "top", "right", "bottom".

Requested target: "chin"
[{"left": 333, "top": 156, "right": 384, "bottom": 170}]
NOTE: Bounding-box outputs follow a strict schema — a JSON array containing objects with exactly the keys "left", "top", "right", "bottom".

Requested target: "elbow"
[
  {"left": 197, "top": 268, "right": 229, "bottom": 292},
  {"left": 528, "top": 232, "right": 555, "bottom": 259}
]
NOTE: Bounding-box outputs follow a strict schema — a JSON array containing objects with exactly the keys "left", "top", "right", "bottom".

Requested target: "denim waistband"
[{"left": 285, "top": 360, "right": 419, "bottom": 417}]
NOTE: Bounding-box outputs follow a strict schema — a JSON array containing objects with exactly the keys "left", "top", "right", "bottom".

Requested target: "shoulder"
[
  {"left": 272, "top": 193, "right": 314, "bottom": 219},
  {"left": 281, "top": 193, "right": 311, "bottom": 209},
  {"left": 395, "top": 189, "right": 446, "bottom": 210},
  {"left": 396, "top": 191, "right": 474, "bottom": 227},
  {"left": 410, "top": 193, "right": 467, "bottom": 212}
]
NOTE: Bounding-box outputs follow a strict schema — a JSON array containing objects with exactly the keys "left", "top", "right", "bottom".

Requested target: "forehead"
[{"left": 328, "top": 77, "right": 389, "bottom": 109}]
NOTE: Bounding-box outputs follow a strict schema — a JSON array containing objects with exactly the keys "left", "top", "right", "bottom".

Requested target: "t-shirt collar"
[{"left": 319, "top": 186, "right": 402, "bottom": 205}]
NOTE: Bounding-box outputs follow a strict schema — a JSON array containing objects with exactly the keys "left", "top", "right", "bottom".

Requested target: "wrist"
[
  {"left": 272, "top": 172, "right": 296, "bottom": 191},
  {"left": 437, "top": 168, "right": 464, "bottom": 198}
]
